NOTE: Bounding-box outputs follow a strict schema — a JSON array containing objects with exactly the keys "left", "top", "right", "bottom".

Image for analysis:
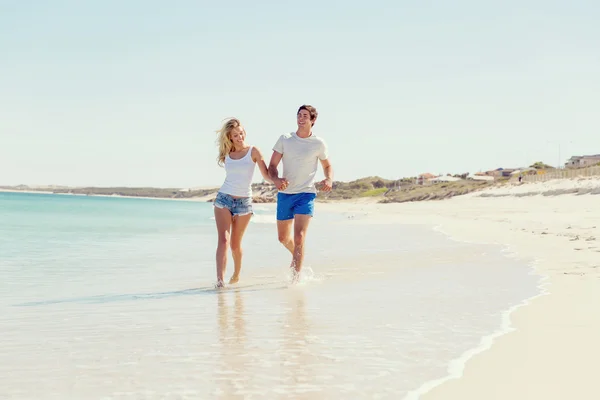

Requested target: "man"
[{"left": 268, "top": 104, "right": 333, "bottom": 281}]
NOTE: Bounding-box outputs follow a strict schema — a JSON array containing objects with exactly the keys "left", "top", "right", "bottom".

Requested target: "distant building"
[
  {"left": 484, "top": 168, "right": 517, "bottom": 178},
  {"left": 484, "top": 168, "right": 503, "bottom": 177},
  {"left": 417, "top": 173, "right": 437, "bottom": 185},
  {"left": 565, "top": 154, "right": 600, "bottom": 169},
  {"left": 468, "top": 174, "right": 495, "bottom": 181},
  {"left": 429, "top": 176, "right": 461, "bottom": 183},
  {"left": 500, "top": 169, "right": 518, "bottom": 177}
]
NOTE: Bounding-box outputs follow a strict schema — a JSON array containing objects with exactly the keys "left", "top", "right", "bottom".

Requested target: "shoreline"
[
  {"left": 4, "top": 179, "right": 599, "bottom": 398},
  {"left": 403, "top": 227, "right": 549, "bottom": 400},
  {"left": 406, "top": 273, "right": 548, "bottom": 400},
  {"left": 0, "top": 188, "right": 214, "bottom": 203},
  {"left": 319, "top": 178, "right": 599, "bottom": 399},
  {"left": 0, "top": 188, "right": 382, "bottom": 205}
]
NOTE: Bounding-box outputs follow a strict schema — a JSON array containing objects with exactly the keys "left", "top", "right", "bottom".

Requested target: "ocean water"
[{"left": 0, "top": 192, "right": 542, "bottom": 399}]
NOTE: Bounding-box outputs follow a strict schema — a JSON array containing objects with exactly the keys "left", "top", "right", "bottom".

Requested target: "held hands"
[
  {"left": 274, "top": 177, "right": 289, "bottom": 191},
  {"left": 317, "top": 178, "right": 333, "bottom": 192}
]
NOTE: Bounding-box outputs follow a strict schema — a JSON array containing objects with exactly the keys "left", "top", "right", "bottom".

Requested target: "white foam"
[
  {"left": 402, "top": 225, "right": 549, "bottom": 400},
  {"left": 403, "top": 276, "right": 548, "bottom": 400}
]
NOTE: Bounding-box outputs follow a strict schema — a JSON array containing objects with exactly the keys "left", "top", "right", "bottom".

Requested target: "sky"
[{"left": 1, "top": 0, "right": 599, "bottom": 188}]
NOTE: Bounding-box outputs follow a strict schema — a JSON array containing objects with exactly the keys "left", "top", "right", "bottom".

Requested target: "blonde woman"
[{"left": 213, "top": 118, "right": 273, "bottom": 288}]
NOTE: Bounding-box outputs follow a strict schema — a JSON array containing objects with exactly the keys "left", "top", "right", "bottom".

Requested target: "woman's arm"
[{"left": 252, "top": 147, "right": 274, "bottom": 184}]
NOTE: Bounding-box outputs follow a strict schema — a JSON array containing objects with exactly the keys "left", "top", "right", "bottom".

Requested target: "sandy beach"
[
  {"left": 2, "top": 178, "right": 599, "bottom": 399},
  {"left": 319, "top": 178, "right": 600, "bottom": 399}
]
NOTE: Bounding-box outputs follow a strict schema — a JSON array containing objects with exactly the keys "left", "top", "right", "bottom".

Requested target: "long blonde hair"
[{"left": 215, "top": 118, "right": 241, "bottom": 167}]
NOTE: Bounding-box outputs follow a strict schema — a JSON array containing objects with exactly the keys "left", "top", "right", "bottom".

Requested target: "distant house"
[
  {"left": 429, "top": 176, "right": 461, "bottom": 183},
  {"left": 484, "top": 168, "right": 517, "bottom": 178},
  {"left": 565, "top": 154, "right": 600, "bottom": 169},
  {"left": 468, "top": 174, "right": 494, "bottom": 181},
  {"left": 484, "top": 168, "right": 502, "bottom": 177},
  {"left": 501, "top": 169, "right": 518, "bottom": 177},
  {"left": 417, "top": 173, "right": 437, "bottom": 185}
]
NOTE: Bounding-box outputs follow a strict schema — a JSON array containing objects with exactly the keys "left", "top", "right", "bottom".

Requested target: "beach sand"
[
  {"left": 320, "top": 177, "right": 600, "bottom": 399},
  {"left": 2, "top": 178, "right": 598, "bottom": 399}
]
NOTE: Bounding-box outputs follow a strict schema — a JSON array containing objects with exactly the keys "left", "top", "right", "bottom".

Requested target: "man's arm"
[
  {"left": 318, "top": 159, "right": 333, "bottom": 192},
  {"left": 267, "top": 151, "right": 282, "bottom": 180},
  {"left": 268, "top": 151, "right": 288, "bottom": 190}
]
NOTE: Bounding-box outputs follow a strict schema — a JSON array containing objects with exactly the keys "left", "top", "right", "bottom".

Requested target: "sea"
[{"left": 0, "top": 191, "right": 542, "bottom": 399}]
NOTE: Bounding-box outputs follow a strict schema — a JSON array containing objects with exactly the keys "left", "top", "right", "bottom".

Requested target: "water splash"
[{"left": 282, "top": 266, "right": 324, "bottom": 286}]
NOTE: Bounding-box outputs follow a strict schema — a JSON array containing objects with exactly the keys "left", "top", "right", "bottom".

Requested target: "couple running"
[{"left": 213, "top": 104, "right": 333, "bottom": 288}]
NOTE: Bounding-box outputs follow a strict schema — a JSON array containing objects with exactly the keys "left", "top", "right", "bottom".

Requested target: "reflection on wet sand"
[
  {"left": 211, "top": 287, "right": 332, "bottom": 399},
  {"left": 278, "top": 289, "right": 322, "bottom": 399},
  {"left": 215, "top": 290, "right": 249, "bottom": 399}
]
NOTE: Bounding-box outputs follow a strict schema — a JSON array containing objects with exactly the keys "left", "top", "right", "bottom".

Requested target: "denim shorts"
[
  {"left": 276, "top": 192, "right": 317, "bottom": 221},
  {"left": 213, "top": 192, "right": 253, "bottom": 216}
]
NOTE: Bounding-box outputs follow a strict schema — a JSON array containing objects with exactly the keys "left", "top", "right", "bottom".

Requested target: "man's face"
[{"left": 297, "top": 110, "right": 312, "bottom": 128}]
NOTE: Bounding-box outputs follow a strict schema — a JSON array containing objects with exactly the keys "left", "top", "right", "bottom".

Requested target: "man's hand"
[
  {"left": 274, "top": 177, "right": 289, "bottom": 191},
  {"left": 318, "top": 178, "right": 333, "bottom": 192}
]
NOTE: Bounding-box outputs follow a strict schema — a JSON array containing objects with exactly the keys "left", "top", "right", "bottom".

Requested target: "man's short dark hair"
[{"left": 297, "top": 104, "right": 318, "bottom": 126}]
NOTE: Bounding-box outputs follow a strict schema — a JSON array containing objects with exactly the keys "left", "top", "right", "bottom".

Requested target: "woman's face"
[{"left": 229, "top": 126, "right": 246, "bottom": 147}]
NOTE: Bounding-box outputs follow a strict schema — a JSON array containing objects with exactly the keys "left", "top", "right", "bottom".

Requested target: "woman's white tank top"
[{"left": 219, "top": 147, "right": 256, "bottom": 197}]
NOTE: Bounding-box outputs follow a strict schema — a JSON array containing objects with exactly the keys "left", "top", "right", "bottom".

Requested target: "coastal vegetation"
[
  {"left": 1, "top": 176, "right": 494, "bottom": 204},
  {"left": 530, "top": 161, "right": 555, "bottom": 170},
  {"left": 317, "top": 177, "right": 493, "bottom": 203},
  {"left": 6, "top": 161, "right": 598, "bottom": 203}
]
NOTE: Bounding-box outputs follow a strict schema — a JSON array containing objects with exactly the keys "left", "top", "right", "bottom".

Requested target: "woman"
[{"left": 213, "top": 118, "right": 271, "bottom": 288}]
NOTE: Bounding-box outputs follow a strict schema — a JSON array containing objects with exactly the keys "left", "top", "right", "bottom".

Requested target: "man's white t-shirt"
[{"left": 272, "top": 131, "right": 328, "bottom": 194}]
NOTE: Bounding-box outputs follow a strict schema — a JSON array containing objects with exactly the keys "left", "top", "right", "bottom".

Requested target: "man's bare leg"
[
  {"left": 277, "top": 219, "right": 295, "bottom": 254},
  {"left": 290, "top": 214, "right": 312, "bottom": 282},
  {"left": 277, "top": 219, "right": 298, "bottom": 281}
]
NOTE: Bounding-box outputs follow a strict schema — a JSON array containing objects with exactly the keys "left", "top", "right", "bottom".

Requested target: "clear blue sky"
[{"left": 1, "top": 0, "right": 599, "bottom": 188}]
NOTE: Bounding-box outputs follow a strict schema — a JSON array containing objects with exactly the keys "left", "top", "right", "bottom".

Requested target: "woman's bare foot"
[
  {"left": 229, "top": 274, "right": 240, "bottom": 284},
  {"left": 215, "top": 280, "right": 225, "bottom": 289}
]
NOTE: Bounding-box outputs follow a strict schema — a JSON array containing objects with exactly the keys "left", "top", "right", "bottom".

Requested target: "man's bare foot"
[
  {"left": 290, "top": 269, "right": 300, "bottom": 284},
  {"left": 215, "top": 280, "right": 225, "bottom": 289},
  {"left": 229, "top": 274, "right": 239, "bottom": 284}
]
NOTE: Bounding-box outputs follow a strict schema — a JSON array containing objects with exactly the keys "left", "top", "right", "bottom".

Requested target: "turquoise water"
[
  {"left": 0, "top": 192, "right": 542, "bottom": 399},
  {"left": 1, "top": 192, "right": 211, "bottom": 257}
]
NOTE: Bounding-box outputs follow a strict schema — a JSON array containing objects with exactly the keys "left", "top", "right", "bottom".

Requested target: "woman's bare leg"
[
  {"left": 229, "top": 213, "right": 252, "bottom": 284},
  {"left": 214, "top": 206, "right": 232, "bottom": 287}
]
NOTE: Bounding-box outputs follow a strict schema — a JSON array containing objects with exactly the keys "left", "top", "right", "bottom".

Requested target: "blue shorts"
[
  {"left": 276, "top": 192, "right": 317, "bottom": 221},
  {"left": 214, "top": 192, "right": 253, "bottom": 216}
]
